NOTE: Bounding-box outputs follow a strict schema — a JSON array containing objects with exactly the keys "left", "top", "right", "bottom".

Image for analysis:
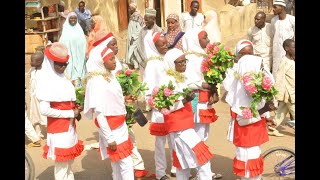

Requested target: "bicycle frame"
[{"left": 274, "top": 154, "right": 295, "bottom": 176}]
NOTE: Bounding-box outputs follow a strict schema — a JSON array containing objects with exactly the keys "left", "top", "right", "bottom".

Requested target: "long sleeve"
[
  {"left": 96, "top": 112, "right": 115, "bottom": 144},
  {"left": 39, "top": 101, "right": 74, "bottom": 118}
]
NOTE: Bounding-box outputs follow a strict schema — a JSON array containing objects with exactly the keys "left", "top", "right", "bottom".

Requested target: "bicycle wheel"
[
  {"left": 25, "top": 150, "right": 35, "bottom": 180},
  {"left": 262, "top": 146, "right": 295, "bottom": 180}
]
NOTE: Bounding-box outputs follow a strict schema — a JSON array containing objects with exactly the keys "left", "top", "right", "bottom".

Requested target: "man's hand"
[
  {"left": 185, "top": 92, "right": 195, "bottom": 102},
  {"left": 108, "top": 141, "right": 117, "bottom": 151},
  {"left": 208, "top": 92, "right": 219, "bottom": 105}
]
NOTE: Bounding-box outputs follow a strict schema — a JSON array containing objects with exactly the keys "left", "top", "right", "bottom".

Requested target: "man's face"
[
  {"left": 190, "top": 2, "right": 199, "bottom": 16},
  {"left": 128, "top": 6, "right": 135, "bottom": 15},
  {"left": 144, "top": 15, "right": 155, "bottom": 28},
  {"left": 155, "top": 36, "right": 168, "bottom": 55},
  {"left": 254, "top": 14, "right": 265, "bottom": 29},
  {"left": 272, "top": 5, "right": 284, "bottom": 15},
  {"left": 107, "top": 38, "right": 118, "bottom": 55},
  {"left": 79, "top": 2, "right": 85, "bottom": 13},
  {"left": 199, "top": 32, "right": 210, "bottom": 49},
  {"left": 286, "top": 41, "right": 295, "bottom": 58},
  {"left": 69, "top": 16, "right": 77, "bottom": 26}
]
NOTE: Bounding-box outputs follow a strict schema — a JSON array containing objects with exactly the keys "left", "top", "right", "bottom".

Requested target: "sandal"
[
  {"left": 212, "top": 172, "right": 223, "bottom": 179},
  {"left": 28, "top": 141, "right": 41, "bottom": 147}
]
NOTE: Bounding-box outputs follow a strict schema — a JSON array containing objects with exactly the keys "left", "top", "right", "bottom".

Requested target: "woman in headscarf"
[
  {"left": 223, "top": 39, "right": 273, "bottom": 180},
  {"left": 143, "top": 31, "right": 176, "bottom": 180},
  {"left": 36, "top": 42, "right": 84, "bottom": 180},
  {"left": 160, "top": 48, "right": 213, "bottom": 179},
  {"left": 202, "top": 10, "right": 221, "bottom": 44},
  {"left": 59, "top": 12, "right": 87, "bottom": 82},
  {"left": 164, "top": 13, "right": 184, "bottom": 50},
  {"left": 86, "top": 15, "right": 107, "bottom": 58},
  {"left": 84, "top": 45, "right": 135, "bottom": 179},
  {"left": 182, "top": 27, "right": 222, "bottom": 179}
]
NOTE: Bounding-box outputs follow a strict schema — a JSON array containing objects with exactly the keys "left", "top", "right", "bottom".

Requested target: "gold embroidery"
[
  {"left": 184, "top": 51, "right": 207, "bottom": 57},
  {"left": 146, "top": 56, "right": 164, "bottom": 62},
  {"left": 166, "top": 69, "right": 185, "bottom": 83},
  {"left": 82, "top": 71, "right": 111, "bottom": 85}
]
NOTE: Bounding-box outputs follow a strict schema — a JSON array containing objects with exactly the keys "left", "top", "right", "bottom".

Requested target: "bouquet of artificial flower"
[
  {"left": 147, "top": 80, "right": 192, "bottom": 115},
  {"left": 240, "top": 71, "right": 278, "bottom": 118},
  {"left": 116, "top": 68, "right": 148, "bottom": 96},
  {"left": 201, "top": 42, "right": 235, "bottom": 85},
  {"left": 116, "top": 68, "right": 149, "bottom": 129}
]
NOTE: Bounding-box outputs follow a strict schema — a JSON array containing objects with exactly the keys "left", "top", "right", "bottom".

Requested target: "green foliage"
[
  {"left": 75, "top": 85, "right": 86, "bottom": 106},
  {"left": 116, "top": 68, "right": 148, "bottom": 96}
]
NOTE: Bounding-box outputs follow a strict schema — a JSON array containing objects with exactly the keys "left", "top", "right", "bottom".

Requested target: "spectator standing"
[
  {"left": 180, "top": 0, "right": 204, "bottom": 33},
  {"left": 59, "top": 12, "right": 87, "bottom": 82},
  {"left": 269, "top": 39, "right": 295, "bottom": 135},
  {"left": 248, "top": 11, "right": 273, "bottom": 71},
  {"left": 75, "top": 1, "right": 92, "bottom": 36},
  {"left": 165, "top": 13, "right": 185, "bottom": 50},
  {"left": 270, "top": 0, "right": 295, "bottom": 74},
  {"left": 125, "top": 3, "right": 145, "bottom": 70}
]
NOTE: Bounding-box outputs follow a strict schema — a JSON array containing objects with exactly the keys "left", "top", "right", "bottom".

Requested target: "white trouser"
[
  {"left": 155, "top": 135, "right": 176, "bottom": 179},
  {"left": 129, "top": 128, "right": 145, "bottom": 170},
  {"left": 54, "top": 160, "right": 74, "bottom": 180},
  {"left": 176, "top": 160, "right": 212, "bottom": 180},
  {"left": 236, "top": 146, "right": 262, "bottom": 179},
  {"left": 111, "top": 156, "right": 134, "bottom": 180},
  {"left": 194, "top": 123, "right": 209, "bottom": 141},
  {"left": 25, "top": 111, "right": 40, "bottom": 143}
]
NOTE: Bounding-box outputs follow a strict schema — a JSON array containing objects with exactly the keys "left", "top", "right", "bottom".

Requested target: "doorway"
[{"left": 154, "top": 0, "right": 164, "bottom": 27}]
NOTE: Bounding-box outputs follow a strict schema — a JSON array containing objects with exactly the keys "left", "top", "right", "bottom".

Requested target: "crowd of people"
[{"left": 25, "top": 0, "right": 295, "bottom": 179}]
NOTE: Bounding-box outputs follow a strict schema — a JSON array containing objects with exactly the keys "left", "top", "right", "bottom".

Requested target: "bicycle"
[
  {"left": 25, "top": 150, "right": 35, "bottom": 180},
  {"left": 262, "top": 146, "right": 295, "bottom": 180}
]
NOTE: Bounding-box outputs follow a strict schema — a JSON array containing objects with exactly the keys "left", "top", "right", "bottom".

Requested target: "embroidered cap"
[
  {"left": 101, "top": 47, "right": 114, "bottom": 62},
  {"left": 44, "top": 42, "right": 69, "bottom": 63},
  {"left": 273, "top": 0, "right": 286, "bottom": 7},
  {"left": 93, "top": 30, "right": 113, "bottom": 47},
  {"left": 145, "top": 7, "right": 157, "bottom": 17}
]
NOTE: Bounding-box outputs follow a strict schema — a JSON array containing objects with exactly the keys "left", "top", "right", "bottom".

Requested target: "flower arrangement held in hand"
[
  {"left": 201, "top": 42, "right": 235, "bottom": 85},
  {"left": 74, "top": 78, "right": 85, "bottom": 121},
  {"left": 116, "top": 68, "right": 149, "bottom": 129},
  {"left": 147, "top": 80, "right": 192, "bottom": 115},
  {"left": 116, "top": 68, "right": 148, "bottom": 96},
  {"left": 240, "top": 72, "right": 278, "bottom": 118}
]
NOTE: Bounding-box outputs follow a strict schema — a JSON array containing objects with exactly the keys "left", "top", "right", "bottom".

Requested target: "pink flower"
[
  {"left": 152, "top": 86, "right": 160, "bottom": 95},
  {"left": 125, "top": 69, "right": 133, "bottom": 75},
  {"left": 164, "top": 88, "right": 173, "bottom": 97},
  {"left": 116, "top": 70, "right": 121, "bottom": 75},
  {"left": 262, "top": 75, "right": 272, "bottom": 91},
  {"left": 207, "top": 53, "right": 214, "bottom": 59},
  {"left": 161, "top": 108, "right": 170, "bottom": 115},
  {"left": 242, "top": 107, "right": 253, "bottom": 119},
  {"left": 201, "top": 62, "right": 210, "bottom": 72},
  {"left": 244, "top": 82, "right": 258, "bottom": 94},
  {"left": 242, "top": 73, "right": 253, "bottom": 83},
  {"left": 147, "top": 97, "right": 155, "bottom": 107},
  {"left": 212, "top": 46, "right": 220, "bottom": 55},
  {"left": 207, "top": 43, "right": 214, "bottom": 50}
]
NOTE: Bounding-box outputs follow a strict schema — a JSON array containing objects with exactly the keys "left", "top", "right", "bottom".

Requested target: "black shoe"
[
  {"left": 170, "top": 172, "right": 176, "bottom": 177},
  {"left": 159, "top": 175, "right": 170, "bottom": 180}
]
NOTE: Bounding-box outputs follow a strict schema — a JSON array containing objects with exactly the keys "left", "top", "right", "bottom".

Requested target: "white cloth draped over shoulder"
[
  {"left": 182, "top": 28, "right": 206, "bottom": 90},
  {"left": 84, "top": 48, "right": 126, "bottom": 120},
  {"left": 202, "top": 10, "right": 221, "bottom": 43},
  {"left": 143, "top": 30, "right": 166, "bottom": 96},
  {"left": 36, "top": 56, "right": 76, "bottom": 102},
  {"left": 222, "top": 55, "right": 274, "bottom": 119}
]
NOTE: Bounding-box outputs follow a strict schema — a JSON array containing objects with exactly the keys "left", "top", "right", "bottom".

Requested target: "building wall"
[{"left": 64, "top": 0, "right": 257, "bottom": 59}]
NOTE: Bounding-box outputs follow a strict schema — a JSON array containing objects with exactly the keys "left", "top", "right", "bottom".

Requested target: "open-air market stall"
[{"left": 25, "top": 0, "right": 61, "bottom": 53}]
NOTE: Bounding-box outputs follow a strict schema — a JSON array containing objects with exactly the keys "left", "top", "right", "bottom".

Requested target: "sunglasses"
[
  {"left": 54, "top": 62, "right": 69, "bottom": 67},
  {"left": 174, "top": 59, "right": 189, "bottom": 65}
]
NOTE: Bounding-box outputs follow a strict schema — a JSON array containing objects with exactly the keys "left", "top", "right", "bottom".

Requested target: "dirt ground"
[{"left": 25, "top": 35, "right": 294, "bottom": 180}]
